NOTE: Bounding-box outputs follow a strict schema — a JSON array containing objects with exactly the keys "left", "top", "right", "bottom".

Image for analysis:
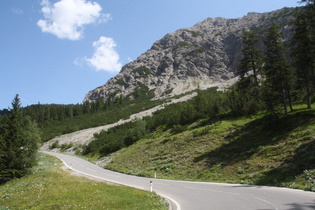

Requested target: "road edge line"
[{"left": 44, "top": 152, "right": 181, "bottom": 210}]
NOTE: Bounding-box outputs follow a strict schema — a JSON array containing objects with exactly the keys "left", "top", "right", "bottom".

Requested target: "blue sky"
[{"left": 0, "top": 0, "right": 302, "bottom": 109}]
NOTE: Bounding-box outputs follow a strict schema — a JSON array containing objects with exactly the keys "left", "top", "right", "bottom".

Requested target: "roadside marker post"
[{"left": 150, "top": 181, "right": 153, "bottom": 192}]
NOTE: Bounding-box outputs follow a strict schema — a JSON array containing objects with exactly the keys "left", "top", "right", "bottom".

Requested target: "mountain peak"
[{"left": 84, "top": 7, "right": 297, "bottom": 103}]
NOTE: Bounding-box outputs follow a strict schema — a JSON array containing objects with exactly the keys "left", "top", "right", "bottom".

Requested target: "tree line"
[
  {"left": 24, "top": 97, "right": 122, "bottom": 124},
  {"left": 22, "top": 84, "right": 155, "bottom": 125},
  {"left": 230, "top": 1, "right": 315, "bottom": 117}
]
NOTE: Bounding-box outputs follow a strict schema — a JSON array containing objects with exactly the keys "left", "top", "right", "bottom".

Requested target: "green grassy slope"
[
  {"left": 105, "top": 106, "right": 315, "bottom": 191},
  {"left": 0, "top": 153, "right": 167, "bottom": 209}
]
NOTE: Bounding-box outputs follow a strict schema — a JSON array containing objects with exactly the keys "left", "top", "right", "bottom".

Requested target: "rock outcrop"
[{"left": 84, "top": 7, "right": 298, "bottom": 103}]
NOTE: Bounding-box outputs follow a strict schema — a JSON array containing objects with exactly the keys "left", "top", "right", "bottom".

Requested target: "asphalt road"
[{"left": 45, "top": 152, "right": 315, "bottom": 210}]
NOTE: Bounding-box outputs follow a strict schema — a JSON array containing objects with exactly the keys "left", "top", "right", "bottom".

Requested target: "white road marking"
[
  {"left": 101, "top": 173, "right": 119, "bottom": 178},
  {"left": 86, "top": 168, "right": 97, "bottom": 173},
  {"left": 185, "top": 186, "right": 240, "bottom": 196},
  {"left": 157, "top": 192, "right": 181, "bottom": 210},
  {"left": 254, "top": 197, "right": 278, "bottom": 210},
  {"left": 155, "top": 182, "right": 171, "bottom": 186}
]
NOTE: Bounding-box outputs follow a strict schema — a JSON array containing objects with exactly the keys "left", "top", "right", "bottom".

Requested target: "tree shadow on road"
[{"left": 283, "top": 201, "right": 315, "bottom": 210}]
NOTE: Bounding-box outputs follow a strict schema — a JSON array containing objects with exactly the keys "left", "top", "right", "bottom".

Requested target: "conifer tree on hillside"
[
  {"left": 293, "top": 0, "right": 315, "bottom": 108},
  {"left": 238, "top": 31, "right": 263, "bottom": 87},
  {"left": 0, "top": 95, "right": 40, "bottom": 184},
  {"left": 229, "top": 31, "right": 263, "bottom": 115},
  {"left": 262, "top": 23, "right": 294, "bottom": 116}
]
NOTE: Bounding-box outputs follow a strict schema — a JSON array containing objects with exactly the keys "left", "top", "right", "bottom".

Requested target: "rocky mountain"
[{"left": 84, "top": 7, "right": 298, "bottom": 103}]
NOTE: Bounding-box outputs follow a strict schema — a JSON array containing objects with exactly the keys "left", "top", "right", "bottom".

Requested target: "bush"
[
  {"left": 49, "top": 141, "right": 59, "bottom": 150},
  {"left": 60, "top": 142, "right": 73, "bottom": 152},
  {"left": 171, "top": 124, "right": 187, "bottom": 134},
  {"left": 124, "top": 120, "right": 147, "bottom": 146}
]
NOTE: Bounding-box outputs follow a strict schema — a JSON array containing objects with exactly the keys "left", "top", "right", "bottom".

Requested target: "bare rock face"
[{"left": 84, "top": 7, "right": 297, "bottom": 103}]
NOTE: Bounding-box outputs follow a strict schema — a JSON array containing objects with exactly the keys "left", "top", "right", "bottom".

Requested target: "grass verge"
[{"left": 0, "top": 153, "right": 168, "bottom": 210}]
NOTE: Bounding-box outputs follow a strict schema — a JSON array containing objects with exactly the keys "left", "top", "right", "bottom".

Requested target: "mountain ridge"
[{"left": 84, "top": 7, "right": 298, "bottom": 103}]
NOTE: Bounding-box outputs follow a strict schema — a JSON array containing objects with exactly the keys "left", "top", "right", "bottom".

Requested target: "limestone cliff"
[{"left": 84, "top": 7, "right": 298, "bottom": 103}]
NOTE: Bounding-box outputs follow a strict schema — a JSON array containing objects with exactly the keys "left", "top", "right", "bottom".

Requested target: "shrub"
[{"left": 49, "top": 141, "right": 59, "bottom": 150}]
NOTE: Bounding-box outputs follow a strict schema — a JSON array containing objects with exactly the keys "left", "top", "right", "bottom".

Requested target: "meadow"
[{"left": 0, "top": 153, "right": 168, "bottom": 210}]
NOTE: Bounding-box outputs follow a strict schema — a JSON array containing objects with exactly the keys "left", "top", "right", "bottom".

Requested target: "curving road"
[{"left": 45, "top": 152, "right": 315, "bottom": 210}]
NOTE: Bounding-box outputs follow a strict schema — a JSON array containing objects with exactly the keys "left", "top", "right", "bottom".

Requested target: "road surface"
[{"left": 45, "top": 152, "right": 315, "bottom": 210}]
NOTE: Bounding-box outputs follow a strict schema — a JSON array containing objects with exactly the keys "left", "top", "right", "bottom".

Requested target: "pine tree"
[
  {"left": 232, "top": 31, "right": 263, "bottom": 115},
  {"left": 0, "top": 133, "right": 4, "bottom": 176},
  {"left": 65, "top": 105, "right": 74, "bottom": 118},
  {"left": 0, "top": 94, "right": 40, "bottom": 184},
  {"left": 73, "top": 104, "right": 83, "bottom": 116},
  {"left": 238, "top": 31, "right": 263, "bottom": 86},
  {"left": 262, "top": 23, "right": 294, "bottom": 115},
  {"left": 293, "top": 1, "right": 315, "bottom": 108},
  {"left": 44, "top": 106, "right": 51, "bottom": 121},
  {"left": 96, "top": 98, "right": 105, "bottom": 111}
]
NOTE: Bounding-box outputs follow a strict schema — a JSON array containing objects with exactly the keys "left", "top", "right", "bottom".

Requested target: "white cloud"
[
  {"left": 98, "top": 13, "right": 112, "bottom": 23},
  {"left": 37, "top": 0, "right": 110, "bottom": 40},
  {"left": 12, "top": 8, "right": 24, "bottom": 15},
  {"left": 73, "top": 57, "right": 85, "bottom": 67},
  {"left": 85, "top": 36, "right": 122, "bottom": 73}
]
